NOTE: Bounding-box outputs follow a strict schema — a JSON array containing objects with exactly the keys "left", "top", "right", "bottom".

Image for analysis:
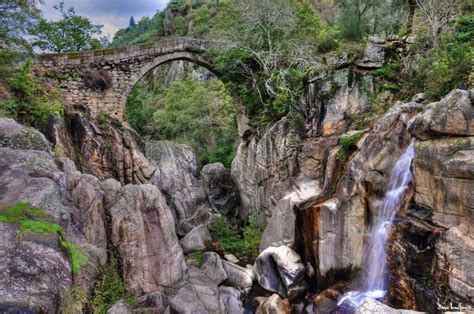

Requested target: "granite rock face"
[
  {"left": 147, "top": 140, "right": 212, "bottom": 235},
  {"left": 109, "top": 184, "right": 187, "bottom": 295},
  {"left": 0, "top": 117, "right": 51, "bottom": 152},
  {"left": 67, "top": 111, "right": 156, "bottom": 185},
  {"left": 386, "top": 89, "right": 474, "bottom": 310},
  {"left": 201, "top": 162, "right": 240, "bottom": 222}
]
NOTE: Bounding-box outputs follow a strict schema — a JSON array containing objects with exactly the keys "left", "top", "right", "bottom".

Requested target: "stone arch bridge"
[{"left": 37, "top": 37, "right": 217, "bottom": 120}]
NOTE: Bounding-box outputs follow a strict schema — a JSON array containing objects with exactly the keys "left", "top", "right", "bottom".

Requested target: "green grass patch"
[
  {"left": 92, "top": 255, "right": 137, "bottom": 314},
  {"left": 210, "top": 214, "right": 265, "bottom": 263},
  {"left": 189, "top": 250, "right": 204, "bottom": 266},
  {"left": 336, "top": 131, "right": 365, "bottom": 160},
  {"left": 0, "top": 203, "right": 87, "bottom": 274}
]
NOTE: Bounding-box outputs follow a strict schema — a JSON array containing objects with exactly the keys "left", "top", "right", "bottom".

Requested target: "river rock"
[
  {"left": 253, "top": 246, "right": 307, "bottom": 299},
  {"left": 179, "top": 224, "right": 213, "bottom": 254},
  {"left": 146, "top": 140, "right": 212, "bottom": 235},
  {"left": 168, "top": 266, "right": 245, "bottom": 314},
  {"left": 200, "top": 252, "right": 253, "bottom": 289},
  {"left": 107, "top": 300, "right": 132, "bottom": 314},
  {"left": 201, "top": 162, "right": 240, "bottom": 222},
  {"left": 255, "top": 294, "right": 291, "bottom": 314},
  {"left": 109, "top": 184, "right": 187, "bottom": 295},
  {"left": 0, "top": 117, "right": 51, "bottom": 152},
  {"left": 356, "top": 298, "right": 424, "bottom": 314}
]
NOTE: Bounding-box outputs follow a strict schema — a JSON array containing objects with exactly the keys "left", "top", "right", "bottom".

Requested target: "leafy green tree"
[
  {"left": 30, "top": 2, "right": 102, "bottom": 52},
  {"left": 0, "top": 0, "right": 42, "bottom": 81},
  {"left": 152, "top": 76, "right": 237, "bottom": 168}
]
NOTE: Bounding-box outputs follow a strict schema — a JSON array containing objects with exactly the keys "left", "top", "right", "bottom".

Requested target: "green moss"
[{"left": 0, "top": 203, "right": 87, "bottom": 274}]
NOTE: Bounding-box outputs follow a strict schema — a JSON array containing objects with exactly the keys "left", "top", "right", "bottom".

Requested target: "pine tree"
[{"left": 129, "top": 16, "right": 136, "bottom": 28}]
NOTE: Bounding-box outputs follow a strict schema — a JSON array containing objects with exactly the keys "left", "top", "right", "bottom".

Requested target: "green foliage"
[
  {"left": 375, "top": 60, "right": 401, "bottom": 80},
  {"left": 339, "top": 5, "right": 368, "bottom": 41},
  {"left": 189, "top": 251, "right": 204, "bottom": 266},
  {"left": 0, "top": 0, "right": 41, "bottom": 81},
  {"left": 242, "top": 214, "right": 265, "bottom": 261},
  {"left": 336, "top": 131, "right": 365, "bottom": 160},
  {"left": 1, "top": 60, "right": 63, "bottom": 127},
  {"left": 317, "top": 28, "right": 340, "bottom": 53},
  {"left": 454, "top": 14, "right": 474, "bottom": 43},
  {"left": 210, "top": 215, "right": 243, "bottom": 253},
  {"left": 92, "top": 256, "right": 137, "bottom": 314},
  {"left": 151, "top": 76, "right": 237, "bottom": 168},
  {"left": 210, "top": 214, "right": 265, "bottom": 262},
  {"left": 0, "top": 203, "right": 87, "bottom": 274},
  {"left": 60, "top": 285, "right": 88, "bottom": 314},
  {"left": 30, "top": 2, "right": 103, "bottom": 52}
]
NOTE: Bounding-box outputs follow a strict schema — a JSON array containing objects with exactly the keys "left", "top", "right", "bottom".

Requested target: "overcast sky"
[{"left": 39, "top": 0, "right": 170, "bottom": 39}]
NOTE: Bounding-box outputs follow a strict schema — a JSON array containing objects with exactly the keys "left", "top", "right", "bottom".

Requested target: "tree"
[
  {"left": 415, "top": 0, "right": 458, "bottom": 45},
  {"left": 30, "top": 1, "right": 102, "bottom": 52},
  {"left": 0, "top": 0, "right": 42, "bottom": 80},
  {"left": 129, "top": 16, "right": 136, "bottom": 28}
]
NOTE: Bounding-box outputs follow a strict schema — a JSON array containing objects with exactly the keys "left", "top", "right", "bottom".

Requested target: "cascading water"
[{"left": 338, "top": 142, "right": 415, "bottom": 308}]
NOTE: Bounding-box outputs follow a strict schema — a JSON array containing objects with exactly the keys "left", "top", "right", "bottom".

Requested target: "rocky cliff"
[{"left": 0, "top": 35, "right": 472, "bottom": 313}]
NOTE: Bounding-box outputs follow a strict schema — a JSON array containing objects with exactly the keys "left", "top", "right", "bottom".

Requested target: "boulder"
[
  {"left": 201, "top": 252, "right": 228, "bottom": 285},
  {"left": 146, "top": 140, "right": 211, "bottom": 235},
  {"left": 168, "top": 266, "right": 245, "bottom": 314},
  {"left": 201, "top": 162, "right": 240, "bottom": 222},
  {"left": 200, "top": 252, "right": 254, "bottom": 289},
  {"left": 109, "top": 184, "right": 187, "bottom": 295},
  {"left": 253, "top": 246, "right": 307, "bottom": 299},
  {"left": 179, "top": 224, "right": 213, "bottom": 254},
  {"left": 0, "top": 117, "right": 51, "bottom": 152},
  {"left": 259, "top": 198, "right": 295, "bottom": 252},
  {"left": 357, "top": 35, "right": 386, "bottom": 68},
  {"left": 409, "top": 89, "right": 473, "bottom": 140},
  {"left": 0, "top": 224, "right": 72, "bottom": 313},
  {"left": 224, "top": 253, "right": 240, "bottom": 264},
  {"left": 107, "top": 300, "right": 132, "bottom": 314},
  {"left": 222, "top": 260, "right": 254, "bottom": 289},
  {"left": 356, "top": 298, "right": 424, "bottom": 314},
  {"left": 255, "top": 294, "right": 291, "bottom": 314}
]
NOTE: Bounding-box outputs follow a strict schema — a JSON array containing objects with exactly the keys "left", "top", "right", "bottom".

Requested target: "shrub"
[
  {"left": 336, "top": 131, "right": 365, "bottom": 160},
  {"left": 210, "top": 215, "right": 243, "bottom": 253},
  {"left": 83, "top": 70, "right": 111, "bottom": 91},
  {"left": 242, "top": 214, "right": 265, "bottom": 261},
  {"left": 317, "top": 28, "right": 340, "bottom": 53},
  {"left": 92, "top": 255, "right": 137, "bottom": 314},
  {"left": 2, "top": 60, "right": 63, "bottom": 127},
  {"left": 210, "top": 214, "right": 266, "bottom": 262}
]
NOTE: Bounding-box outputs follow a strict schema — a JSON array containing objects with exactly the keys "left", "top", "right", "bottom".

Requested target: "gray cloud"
[{"left": 40, "top": 0, "right": 169, "bottom": 37}]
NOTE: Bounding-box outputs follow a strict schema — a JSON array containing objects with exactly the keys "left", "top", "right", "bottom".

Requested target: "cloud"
[{"left": 39, "top": 0, "right": 169, "bottom": 37}]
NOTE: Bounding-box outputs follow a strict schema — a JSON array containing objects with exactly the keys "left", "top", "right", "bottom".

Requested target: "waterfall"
[{"left": 338, "top": 142, "right": 415, "bottom": 308}]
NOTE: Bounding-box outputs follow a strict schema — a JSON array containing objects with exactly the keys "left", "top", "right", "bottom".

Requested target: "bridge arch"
[{"left": 37, "top": 38, "right": 217, "bottom": 120}]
